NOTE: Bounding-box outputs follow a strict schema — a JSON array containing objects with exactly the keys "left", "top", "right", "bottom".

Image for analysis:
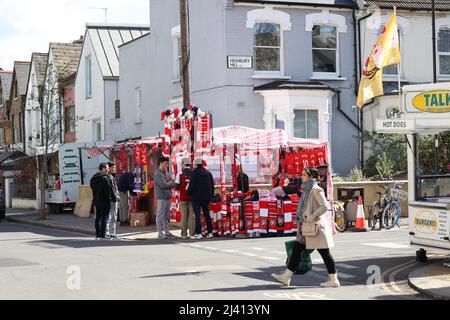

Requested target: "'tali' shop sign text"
[{"left": 406, "top": 90, "right": 450, "bottom": 113}]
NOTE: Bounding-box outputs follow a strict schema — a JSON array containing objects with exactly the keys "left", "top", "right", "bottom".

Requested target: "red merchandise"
[
  {"left": 223, "top": 216, "right": 231, "bottom": 236},
  {"left": 259, "top": 200, "right": 269, "bottom": 234},
  {"left": 283, "top": 201, "right": 294, "bottom": 234},
  {"left": 268, "top": 201, "right": 278, "bottom": 233},
  {"left": 230, "top": 203, "right": 240, "bottom": 235},
  {"left": 277, "top": 200, "right": 285, "bottom": 232},
  {"left": 252, "top": 201, "right": 260, "bottom": 233}
]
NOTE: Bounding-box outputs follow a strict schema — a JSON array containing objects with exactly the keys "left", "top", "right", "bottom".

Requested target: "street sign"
[
  {"left": 405, "top": 90, "right": 450, "bottom": 114},
  {"left": 227, "top": 56, "right": 253, "bottom": 69},
  {"left": 376, "top": 119, "right": 415, "bottom": 133}
]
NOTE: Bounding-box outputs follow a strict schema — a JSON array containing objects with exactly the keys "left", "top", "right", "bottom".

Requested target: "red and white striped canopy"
[{"left": 213, "top": 126, "right": 287, "bottom": 150}]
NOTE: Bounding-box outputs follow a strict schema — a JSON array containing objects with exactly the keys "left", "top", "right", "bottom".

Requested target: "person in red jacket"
[{"left": 175, "top": 158, "right": 195, "bottom": 240}]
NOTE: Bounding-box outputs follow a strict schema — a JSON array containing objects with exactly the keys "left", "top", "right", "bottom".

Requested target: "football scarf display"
[{"left": 133, "top": 143, "right": 143, "bottom": 193}]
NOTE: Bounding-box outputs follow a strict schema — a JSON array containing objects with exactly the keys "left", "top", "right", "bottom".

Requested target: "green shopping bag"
[{"left": 285, "top": 240, "right": 313, "bottom": 275}]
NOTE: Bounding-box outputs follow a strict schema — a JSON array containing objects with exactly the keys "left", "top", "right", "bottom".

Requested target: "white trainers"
[
  {"left": 191, "top": 234, "right": 203, "bottom": 240},
  {"left": 206, "top": 233, "right": 214, "bottom": 239},
  {"left": 158, "top": 233, "right": 167, "bottom": 240},
  {"left": 166, "top": 232, "right": 177, "bottom": 239},
  {"left": 320, "top": 274, "right": 341, "bottom": 288},
  {"left": 271, "top": 269, "right": 293, "bottom": 286}
]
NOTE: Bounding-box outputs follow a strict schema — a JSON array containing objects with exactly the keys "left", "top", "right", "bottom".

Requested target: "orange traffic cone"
[{"left": 352, "top": 197, "right": 367, "bottom": 232}]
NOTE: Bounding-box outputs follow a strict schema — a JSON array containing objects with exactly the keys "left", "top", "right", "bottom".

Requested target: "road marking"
[
  {"left": 222, "top": 249, "right": 240, "bottom": 253},
  {"left": 312, "top": 266, "right": 327, "bottom": 272},
  {"left": 362, "top": 242, "right": 410, "bottom": 249},
  {"left": 240, "top": 252, "right": 258, "bottom": 257},
  {"left": 249, "top": 247, "right": 265, "bottom": 251},
  {"left": 337, "top": 272, "right": 356, "bottom": 279},
  {"left": 203, "top": 247, "right": 218, "bottom": 251},
  {"left": 336, "top": 263, "right": 359, "bottom": 269},
  {"left": 263, "top": 292, "right": 331, "bottom": 300},
  {"left": 261, "top": 256, "right": 279, "bottom": 261}
]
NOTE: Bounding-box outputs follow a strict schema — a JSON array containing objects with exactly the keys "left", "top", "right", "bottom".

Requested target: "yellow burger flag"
[{"left": 357, "top": 9, "right": 401, "bottom": 108}]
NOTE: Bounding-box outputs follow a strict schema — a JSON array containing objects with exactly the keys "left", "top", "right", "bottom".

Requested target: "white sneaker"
[
  {"left": 207, "top": 233, "right": 214, "bottom": 239},
  {"left": 320, "top": 274, "right": 341, "bottom": 288},
  {"left": 191, "top": 234, "right": 203, "bottom": 240},
  {"left": 158, "top": 233, "right": 167, "bottom": 240},
  {"left": 181, "top": 236, "right": 188, "bottom": 240},
  {"left": 271, "top": 269, "right": 294, "bottom": 287}
]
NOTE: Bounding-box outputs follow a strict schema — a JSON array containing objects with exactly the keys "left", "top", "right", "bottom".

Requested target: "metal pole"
[
  {"left": 432, "top": 0, "right": 437, "bottom": 83},
  {"left": 179, "top": 0, "right": 191, "bottom": 108}
]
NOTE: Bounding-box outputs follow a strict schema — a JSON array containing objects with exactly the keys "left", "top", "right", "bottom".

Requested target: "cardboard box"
[
  {"left": 74, "top": 199, "right": 92, "bottom": 218},
  {"left": 130, "top": 212, "right": 150, "bottom": 228}
]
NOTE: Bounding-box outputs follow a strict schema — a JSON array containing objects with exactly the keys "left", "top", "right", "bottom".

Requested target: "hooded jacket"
[
  {"left": 188, "top": 166, "right": 215, "bottom": 203},
  {"left": 154, "top": 168, "right": 175, "bottom": 200},
  {"left": 90, "top": 171, "right": 112, "bottom": 206}
]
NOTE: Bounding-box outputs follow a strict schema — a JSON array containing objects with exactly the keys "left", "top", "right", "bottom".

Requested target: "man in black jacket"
[
  {"left": 90, "top": 163, "right": 112, "bottom": 240},
  {"left": 117, "top": 172, "right": 136, "bottom": 226},
  {"left": 188, "top": 158, "right": 215, "bottom": 240}
]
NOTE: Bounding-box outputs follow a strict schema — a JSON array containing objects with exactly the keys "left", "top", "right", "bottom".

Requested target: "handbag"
[{"left": 301, "top": 221, "right": 319, "bottom": 237}]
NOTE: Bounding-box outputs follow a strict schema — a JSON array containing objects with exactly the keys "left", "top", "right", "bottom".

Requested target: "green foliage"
[
  {"left": 362, "top": 131, "right": 407, "bottom": 180},
  {"left": 332, "top": 167, "right": 366, "bottom": 182}
]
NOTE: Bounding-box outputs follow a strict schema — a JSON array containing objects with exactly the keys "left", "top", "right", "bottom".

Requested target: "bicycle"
[
  {"left": 333, "top": 200, "right": 347, "bottom": 233},
  {"left": 368, "top": 182, "right": 407, "bottom": 230}
]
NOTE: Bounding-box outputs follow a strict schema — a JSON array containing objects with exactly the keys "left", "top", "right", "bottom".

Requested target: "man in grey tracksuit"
[
  {"left": 154, "top": 157, "right": 176, "bottom": 239},
  {"left": 106, "top": 162, "right": 120, "bottom": 239}
]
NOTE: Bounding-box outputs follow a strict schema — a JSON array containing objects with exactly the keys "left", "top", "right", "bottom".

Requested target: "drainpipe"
[
  {"left": 331, "top": 87, "right": 361, "bottom": 133},
  {"left": 355, "top": 9, "right": 375, "bottom": 170}
]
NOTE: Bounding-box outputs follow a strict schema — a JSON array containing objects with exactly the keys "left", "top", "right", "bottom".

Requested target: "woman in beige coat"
[{"left": 271, "top": 167, "right": 340, "bottom": 288}]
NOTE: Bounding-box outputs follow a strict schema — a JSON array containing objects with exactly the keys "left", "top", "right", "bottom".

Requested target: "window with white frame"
[
  {"left": 172, "top": 26, "right": 182, "bottom": 81},
  {"left": 254, "top": 22, "right": 281, "bottom": 72},
  {"left": 93, "top": 120, "right": 102, "bottom": 141},
  {"left": 136, "top": 88, "right": 142, "bottom": 122},
  {"left": 294, "top": 109, "right": 319, "bottom": 139},
  {"left": 312, "top": 25, "right": 338, "bottom": 75},
  {"left": 438, "top": 27, "right": 450, "bottom": 76},
  {"left": 85, "top": 55, "right": 92, "bottom": 98}
]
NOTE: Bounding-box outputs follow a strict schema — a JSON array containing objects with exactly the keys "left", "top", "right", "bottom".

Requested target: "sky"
[{"left": 0, "top": 0, "right": 150, "bottom": 70}]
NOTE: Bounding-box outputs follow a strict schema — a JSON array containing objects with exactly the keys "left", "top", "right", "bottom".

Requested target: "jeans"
[
  {"left": 180, "top": 201, "right": 195, "bottom": 237},
  {"left": 106, "top": 201, "right": 118, "bottom": 236},
  {"left": 192, "top": 201, "right": 212, "bottom": 236},
  {"left": 287, "top": 241, "right": 336, "bottom": 274},
  {"left": 95, "top": 202, "right": 111, "bottom": 238},
  {"left": 156, "top": 199, "right": 171, "bottom": 235}
]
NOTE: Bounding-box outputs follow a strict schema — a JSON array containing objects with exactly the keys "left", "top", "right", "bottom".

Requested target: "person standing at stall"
[
  {"left": 106, "top": 162, "right": 120, "bottom": 239},
  {"left": 237, "top": 165, "right": 250, "bottom": 194},
  {"left": 90, "top": 163, "right": 112, "bottom": 240},
  {"left": 117, "top": 172, "right": 136, "bottom": 227},
  {"left": 154, "top": 157, "right": 176, "bottom": 240},
  {"left": 271, "top": 167, "right": 340, "bottom": 288},
  {"left": 175, "top": 158, "right": 196, "bottom": 240},
  {"left": 188, "top": 158, "right": 215, "bottom": 240}
]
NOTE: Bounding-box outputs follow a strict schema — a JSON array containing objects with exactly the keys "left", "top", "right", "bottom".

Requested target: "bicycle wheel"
[
  {"left": 382, "top": 200, "right": 401, "bottom": 230},
  {"left": 334, "top": 201, "right": 347, "bottom": 233},
  {"left": 368, "top": 203, "right": 380, "bottom": 230}
]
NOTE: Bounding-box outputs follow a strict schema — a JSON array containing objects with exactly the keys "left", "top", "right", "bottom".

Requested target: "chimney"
[{"left": 73, "top": 35, "right": 85, "bottom": 44}]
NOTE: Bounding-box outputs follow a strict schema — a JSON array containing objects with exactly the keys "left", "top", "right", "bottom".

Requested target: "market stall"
[
  {"left": 161, "top": 107, "right": 335, "bottom": 238},
  {"left": 86, "top": 137, "right": 162, "bottom": 226},
  {"left": 376, "top": 83, "right": 450, "bottom": 253}
]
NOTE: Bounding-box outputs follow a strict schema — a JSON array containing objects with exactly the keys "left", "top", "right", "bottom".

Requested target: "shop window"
[
  {"left": 294, "top": 109, "right": 319, "bottom": 139},
  {"left": 438, "top": 27, "right": 450, "bottom": 76},
  {"left": 254, "top": 22, "right": 281, "bottom": 72},
  {"left": 416, "top": 132, "right": 450, "bottom": 201},
  {"left": 115, "top": 100, "right": 121, "bottom": 119},
  {"left": 312, "top": 25, "right": 338, "bottom": 75}
]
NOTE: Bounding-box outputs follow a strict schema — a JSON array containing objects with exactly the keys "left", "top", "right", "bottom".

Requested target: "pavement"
[
  {"left": 408, "top": 261, "right": 450, "bottom": 300},
  {"left": 5, "top": 209, "right": 183, "bottom": 240}
]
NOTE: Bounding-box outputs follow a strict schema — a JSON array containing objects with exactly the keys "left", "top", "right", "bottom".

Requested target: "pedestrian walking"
[
  {"left": 154, "top": 157, "right": 176, "bottom": 240},
  {"left": 106, "top": 162, "right": 120, "bottom": 239},
  {"left": 188, "top": 158, "right": 215, "bottom": 240},
  {"left": 271, "top": 167, "right": 340, "bottom": 288},
  {"left": 175, "top": 158, "right": 196, "bottom": 240},
  {"left": 90, "top": 163, "right": 113, "bottom": 240},
  {"left": 117, "top": 171, "right": 136, "bottom": 227}
]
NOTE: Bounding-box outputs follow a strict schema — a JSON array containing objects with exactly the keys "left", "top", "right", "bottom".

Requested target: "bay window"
[{"left": 294, "top": 109, "right": 319, "bottom": 139}]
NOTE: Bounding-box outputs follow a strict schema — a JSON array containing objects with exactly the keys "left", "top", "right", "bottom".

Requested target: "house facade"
[
  {"left": 118, "top": 0, "right": 362, "bottom": 175},
  {"left": 37, "top": 41, "right": 82, "bottom": 155},
  {"left": 74, "top": 24, "right": 150, "bottom": 143},
  {"left": 359, "top": 0, "right": 450, "bottom": 143},
  {"left": 24, "top": 53, "right": 48, "bottom": 155},
  {"left": 0, "top": 70, "right": 13, "bottom": 149},
  {"left": 7, "top": 61, "right": 31, "bottom": 152}
]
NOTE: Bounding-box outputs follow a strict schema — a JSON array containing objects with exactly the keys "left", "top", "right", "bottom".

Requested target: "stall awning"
[
  {"left": 85, "top": 137, "right": 162, "bottom": 159},
  {"left": 213, "top": 126, "right": 287, "bottom": 150}
]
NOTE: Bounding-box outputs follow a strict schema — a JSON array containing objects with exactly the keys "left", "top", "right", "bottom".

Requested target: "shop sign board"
[
  {"left": 405, "top": 90, "right": 450, "bottom": 114},
  {"left": 376, "top": 119, "right": 415, "bottom": 133},
  {"left": 409, "top": 206, "right": 450, "bottom": 242},
  {"left": 227, "top": 56, "right": 253, "bottom": 69}
]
